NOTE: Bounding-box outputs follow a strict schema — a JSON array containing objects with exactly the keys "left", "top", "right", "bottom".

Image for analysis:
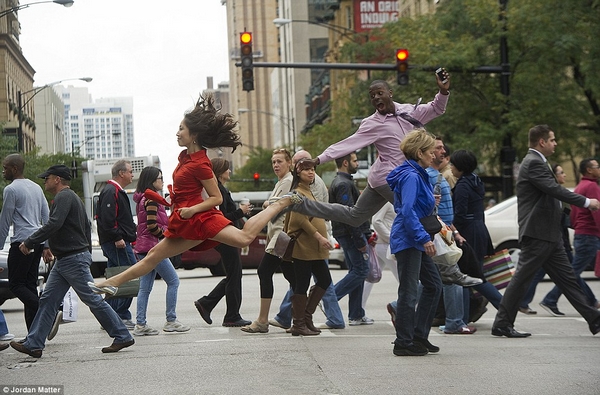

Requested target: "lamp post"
[
  {"left": 0, "top": 0, "right": 74, "bottom": 18},
  {"left": 238, "top": 108, "right": 295, "bottom": 149},
  {"left": 17, "top": 77, "right": 92, "bottom": 152}
]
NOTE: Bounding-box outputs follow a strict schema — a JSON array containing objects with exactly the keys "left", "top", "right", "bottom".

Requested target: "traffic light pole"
[{"left": 238, "top": 62, "right": 503, "bottom": 73}]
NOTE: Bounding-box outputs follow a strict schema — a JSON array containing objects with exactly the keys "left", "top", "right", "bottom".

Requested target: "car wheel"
[
  {"left": 496, "top": 241, "right": 520, "bottom": 266},
  {"left": 209, "top": 262, "right": 227, "bottom": 277}
]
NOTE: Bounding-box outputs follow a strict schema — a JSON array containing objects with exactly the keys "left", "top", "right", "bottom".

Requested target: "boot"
[
  {"left": 305, "top": 285, "right": 327, "bottom": 333},
  {"left": 290, "top": 294, "right": 319, "bottom": 336}
]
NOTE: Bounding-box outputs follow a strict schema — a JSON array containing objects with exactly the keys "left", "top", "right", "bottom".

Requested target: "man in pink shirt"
[{"left": 296, "top": 73, "right": 449, "bottom": 226}]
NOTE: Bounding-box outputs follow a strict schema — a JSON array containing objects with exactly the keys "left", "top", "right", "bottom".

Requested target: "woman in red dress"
[{"left": 90, "top": 93, "right": 300, "bottom": 294}]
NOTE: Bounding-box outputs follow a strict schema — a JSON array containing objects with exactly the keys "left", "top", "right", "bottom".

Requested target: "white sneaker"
[
  {"left": 163, "top": 320, "right": 191, "bottom": 332},
  {"left": 0, "top": 333, "right": 15, "bottom": 341},
  {"left": 133, "top": 324, "right": 159, "bottom": 336},
  {"left": 348, "top": 316, "right": 374, "bottom": 326},
  {"left": 47, "top": 311, "right": 63, "bottom": 341}
]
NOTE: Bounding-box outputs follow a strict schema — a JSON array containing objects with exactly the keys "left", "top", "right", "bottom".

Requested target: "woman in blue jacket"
[{"left": 387, "top": 129, "right": 442, "bottom": 357}]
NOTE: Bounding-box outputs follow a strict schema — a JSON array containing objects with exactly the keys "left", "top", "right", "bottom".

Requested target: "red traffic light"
[
  {"left": 240, "top": 32, "right": 252, "bottom": 44},
  {"left": 396, "top": 49, "right": 409, "bottom": 61},
  {"left": 253, "top": 172, "right": 260, "bottom": 180}
]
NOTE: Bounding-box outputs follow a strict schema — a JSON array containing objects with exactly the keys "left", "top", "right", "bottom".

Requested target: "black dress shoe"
[
  {"left": 10, "top": 341, "right": 42, "bottom": 358},
  {"left": 589, "top": 319, "right": 600, "bottom": 335},
  {"left": 0, "top": 343, "right": 9, "bottom": 352},
  {"left": 491, "top": 326, "right": 531, "bottom": 338},
  {"left": 223, "top": 318, "right": 252, "bottom": 327},
  {"left": 194, "top": 299, "right": 212, "bottom": 325},
  {"left": 101, "top": 339, "right": 135, "bottom": 353}
]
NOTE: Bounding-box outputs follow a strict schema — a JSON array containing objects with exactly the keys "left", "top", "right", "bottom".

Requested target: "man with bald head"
[
  {"left": 0, "top": 154, "right": 50, "bottom": 330},
  {"left": 269, "top": 150, "right": 346, "bottom": 330}
]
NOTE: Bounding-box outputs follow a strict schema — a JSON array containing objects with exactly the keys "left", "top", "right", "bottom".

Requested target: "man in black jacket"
[
  {"left": 492, "top": 125, "right": 600, "bottom": 337},
  {"left": 96, "top": 160, "right": 137, "bottom": 329},
  {"left": 10, "top": 165, "right": 133, "bottom": 358}
]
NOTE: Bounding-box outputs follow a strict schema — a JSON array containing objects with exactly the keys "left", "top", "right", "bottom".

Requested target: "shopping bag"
[
  {"left": 366, "top": 244, "right": 382, "bottom": 283},
  {"left": 432, "top": 233, "right": 463, "bottom": 266},
  {"left": 473, "top": 249, "right": 515, "bottom": 296},
  {"left": 62, "top": 287, "right": 78, "bottom": 323},
  {"left": 595, "top": 251, "right": 600, "bottom": 278}
]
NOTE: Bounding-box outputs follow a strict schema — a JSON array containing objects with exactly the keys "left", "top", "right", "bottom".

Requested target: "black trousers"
[
  {"left": 201, "top": 244, "right": 244, "bottom": 322},
  {"left": 494, "top": 237, "right": 600, "bottom": 328},
  {"left": 8, "top": 242, "right": 43, "bottom": 330},
  {"left": 292, "top": 258, "right": 332, "bottom": 295},
  {"left": 257, "top": 252, "right": 295, "bottom": 299}
]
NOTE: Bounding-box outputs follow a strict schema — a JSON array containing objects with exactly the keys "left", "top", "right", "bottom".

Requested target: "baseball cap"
[{"left": 38, "top": 164, "right": 72, "bottom": 181}]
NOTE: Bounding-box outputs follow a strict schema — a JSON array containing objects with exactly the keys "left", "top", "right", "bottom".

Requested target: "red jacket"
[{"left": 570, "top": 177, "right": 600, "bottom": 237}]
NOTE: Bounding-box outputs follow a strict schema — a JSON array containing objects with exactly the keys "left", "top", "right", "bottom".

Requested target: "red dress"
[{"left": 164, "top": 149, "right": 231, "bottom": 251}]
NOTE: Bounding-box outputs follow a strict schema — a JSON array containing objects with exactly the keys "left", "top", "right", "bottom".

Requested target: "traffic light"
[
  {"left": 396, "top": 49, "right": 409, "bottom": 85},
  {"left": 240, "top": 31, "right": 254, "bottom": 92},
  {"left": 253, "top": 172, "right": 260, "bottom": 188}
]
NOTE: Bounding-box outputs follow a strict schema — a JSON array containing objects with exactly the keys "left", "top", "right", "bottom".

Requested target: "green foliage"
[
  {"left": 228, "top": 147, "right": 278, "bottom": 192},
  {"left": 0, "top": 138, "right": 86, "bottom": 209},
  {"left": 304, "top": 0, "right": 600, "bottom": 176}
]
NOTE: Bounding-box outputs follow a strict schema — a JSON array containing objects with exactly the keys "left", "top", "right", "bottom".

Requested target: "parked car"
[
  {"left": 0, "top": 232, "right": 48, "bottom": 306},
  {"left": 484, "top": 194, "right": 575, "bottom": 268}
]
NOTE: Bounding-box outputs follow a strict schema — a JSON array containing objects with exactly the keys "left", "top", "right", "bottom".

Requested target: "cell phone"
[{"left": 436, "top": 67, "right": 448, "bottom": 84}]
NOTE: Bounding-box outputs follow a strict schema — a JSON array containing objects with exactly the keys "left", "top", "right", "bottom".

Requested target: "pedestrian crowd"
[{"left": 2, "top": 71, "right": 599, "bottom": 358}]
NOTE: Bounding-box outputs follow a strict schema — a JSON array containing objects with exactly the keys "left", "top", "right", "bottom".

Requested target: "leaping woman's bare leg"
[
  {"left": 212, "top": 194, "right": 299, "bottom": 248},
  {"left": 94, "top": 238, "right": 200, "bottom": 288}
]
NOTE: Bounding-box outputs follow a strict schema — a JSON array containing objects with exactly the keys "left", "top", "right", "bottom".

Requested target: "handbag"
[
  {"left": 420, "top": 214, "right": 442, "bottom": 236},
  {"left": 595, "top": 251, "right": 600, "bottom": 278},
  {"left": 365, "top": 244, "right": 382, "bottom": 283},
  {"left": 104, "top": 251, "right": 140, "bottom": 298},
  {"left": 273, "top": 231, "right": 296, "bottom": 261},
  {"left": 473, "top": 249, "right": 515, "bottom": 296}
]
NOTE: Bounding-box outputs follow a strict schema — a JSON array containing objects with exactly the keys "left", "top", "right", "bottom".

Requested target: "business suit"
[{"left": 493, "top": 149, "right": 600, "bottom": 333}]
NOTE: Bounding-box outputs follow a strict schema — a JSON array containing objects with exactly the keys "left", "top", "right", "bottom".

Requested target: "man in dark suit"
[{"left": 492, "top": 124, "right": 600, "bottom": 337}]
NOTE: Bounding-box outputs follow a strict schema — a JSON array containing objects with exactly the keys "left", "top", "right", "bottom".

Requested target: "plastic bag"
[
  {"left": 432, "top": 233, "right": 463, "bottom": 266},
  {"left": 366, "top": 244, "right": 382, "bottom": 283}
]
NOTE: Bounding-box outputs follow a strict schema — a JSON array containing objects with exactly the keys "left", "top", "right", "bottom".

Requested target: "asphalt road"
[{"left": 1, "top": 267, "right": 599, "bottom": 395}]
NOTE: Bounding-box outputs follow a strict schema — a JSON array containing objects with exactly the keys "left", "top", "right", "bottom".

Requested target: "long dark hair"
[
  {"left": 290, "top": 159, "right": 316, "bottom": 190},
  {"left": 184, "top": 93, "right": 242, "bottom": 152},
  {"left": 136, "top": 166, "right": 162, "bottom": 193}
]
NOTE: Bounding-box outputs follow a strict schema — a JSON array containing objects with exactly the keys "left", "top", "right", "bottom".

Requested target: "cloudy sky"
[{"left": 18, "top": 0, "right": 230, "bottom": 184}]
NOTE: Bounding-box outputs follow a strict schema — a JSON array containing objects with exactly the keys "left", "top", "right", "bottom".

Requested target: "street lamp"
[
  {"left": 17, "top": 77, "right": 92, "bottom": 152},
  {"left": 273, "top": 18, "right": 359, "bottom": 42},
  {"left": 0, "top": 0, "right": 74, "bottom": 18},
  {"left": 238, "top": 108, "right": 295, "bottom": 149}
]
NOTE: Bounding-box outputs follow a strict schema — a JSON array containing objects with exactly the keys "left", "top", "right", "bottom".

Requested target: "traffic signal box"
[
  {"left": 396, "top": 49, "right": 409, "bottom": 86},
  {"left": 253, "top": 172, "right": 260, "bottom": 188},
  {"left": 240, "top": 32, "right": 254, "bottom": 92}
]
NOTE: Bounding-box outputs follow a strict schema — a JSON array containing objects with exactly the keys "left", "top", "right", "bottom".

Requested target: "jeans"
[
  {"left": 394, "top": 248, "right": 442, "bottom": 347},
  {"left": 335, "top": 235, "right": 369, "bottom": 320},
  {"left": 23, "top": 251, "right": 132, "bottom": 351},
  {"left": 8, "top": 242, "right": 43, "bottom": 330},
  {"left": 519, "top": 268, "right": 546, "bottom": 308},
  {"left": 472, "top": 280, "right": 503, "bottom": 309},
  {"left": 274, "top": 261, "right": 345, "bottom": 328},
  {"left": 443, "top": 283, "right": 466, "bottom": 332},
  {"left": 101, "top": 242, "right": 136, "bottom": 320},
  {"left": 135, "top": 253, "right": 180, "bottom": 325},
  {"left": 542, "top": 234, "right": 599, "bottom": 307},
  {"left": 0, "top": 309, "right": 9, "bottom": 336}
]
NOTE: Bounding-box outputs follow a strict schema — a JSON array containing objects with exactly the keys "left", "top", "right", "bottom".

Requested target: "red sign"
[{"left": 353, "top": 0, "right": 399, "bottom": 32}]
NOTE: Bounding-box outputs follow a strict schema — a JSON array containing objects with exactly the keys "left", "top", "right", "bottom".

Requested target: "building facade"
[{"left": 33, "top": 87, "right": 65, "bottom": 155}]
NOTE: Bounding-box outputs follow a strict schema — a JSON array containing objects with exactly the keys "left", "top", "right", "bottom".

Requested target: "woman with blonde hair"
[
  {"left": 387, "top": 129, "right": 443, "bottom": 356},
  {"left": 241, "top": 149, "right": 297, "bottom": 333}
]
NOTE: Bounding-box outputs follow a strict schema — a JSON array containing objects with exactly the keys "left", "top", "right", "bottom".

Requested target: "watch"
[{"left": 452, "top": 230, "right": 459, "bottom": 235}]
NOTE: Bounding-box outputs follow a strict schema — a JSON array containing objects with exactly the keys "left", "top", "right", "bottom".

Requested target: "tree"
[{"left": 228, "top": 147, "right": 278, "bottom": 192}]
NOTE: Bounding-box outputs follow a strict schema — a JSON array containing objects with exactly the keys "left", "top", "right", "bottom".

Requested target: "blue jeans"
[
  {"left": 519, "top": 268, "right": 547, "bottom": 308},
  {"left": 543, "top": 234, "right": 599, "bottom": 307},
  {"left": 0, "top": 309, "right": 9, "bottom": 336},
  {"left": 135, "top": 254, "right": 180, "bottom": 325},
  {"left": 443, "top": 283, "right": 466, "bottom": 332},
  {"left": 23, "top": 251, "right": 132, "bottom": 351},
  {"left": 274, "top": 262, "right": 345, "bottom": 328},
  {"left": 101, "top": 242, "right": 136, "bottom": 320},
  {"left": 335, "top": 235, "right": 369, "bottom": 320},
  {"left": 394, "top": 248, "right": 442, "bottom": 347}
]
